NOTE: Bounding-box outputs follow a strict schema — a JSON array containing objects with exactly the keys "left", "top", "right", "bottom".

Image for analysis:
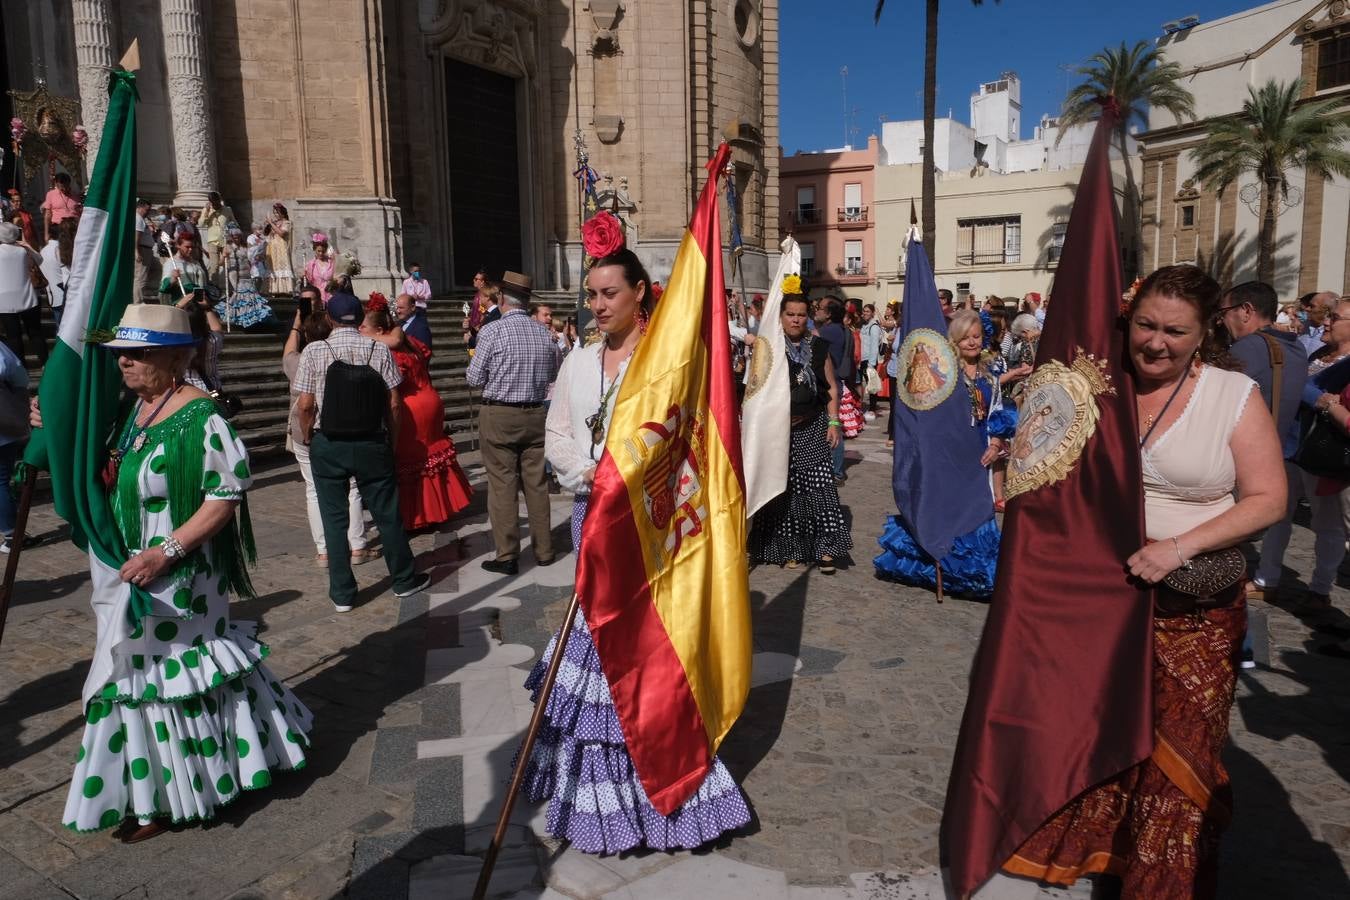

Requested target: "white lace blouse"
[
  {"left": 545, "top": 341, "right": 634, "bottom": 493},
  {"left": 1141, "top": 365, "right": 1256, "bottom": 541}
]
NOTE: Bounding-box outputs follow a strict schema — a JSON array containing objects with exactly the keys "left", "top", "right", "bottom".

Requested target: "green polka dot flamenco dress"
[{"left": 64, "top": 399, "right": 312, "bottom": 833}]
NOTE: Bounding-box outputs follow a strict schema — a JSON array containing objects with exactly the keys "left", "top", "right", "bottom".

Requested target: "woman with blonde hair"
[{"left": 874, "top": 309, "right": 1016, "bottom": 596}]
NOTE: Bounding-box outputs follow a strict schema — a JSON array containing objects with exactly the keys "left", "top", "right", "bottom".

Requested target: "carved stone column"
[
  {"left": 161, "top": 0, "right": 218, "bottom": 206},
  {"left": 73, "top": 0, "right": 116, "bottom": 166}
]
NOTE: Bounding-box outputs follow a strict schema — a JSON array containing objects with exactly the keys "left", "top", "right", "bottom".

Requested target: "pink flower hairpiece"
[{"left": 311, "top": 232, "right": 328, "bottom": 244}]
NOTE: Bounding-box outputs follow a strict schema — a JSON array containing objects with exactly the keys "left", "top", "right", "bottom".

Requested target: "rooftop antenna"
[
  {"left": 840, "top": 66, "right": 849, "bottom": 148},
  {"left": 1057, "top": 62, "right": 1075, "bottom": 106}
]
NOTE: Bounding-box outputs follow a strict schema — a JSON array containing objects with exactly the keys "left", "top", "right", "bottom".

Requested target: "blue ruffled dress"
[
  {"left": 875, "top": 361, "right": 1017, "bottom": 597},
  {"left": 519, "top": 498, "right": 751, "bottom": 854}
]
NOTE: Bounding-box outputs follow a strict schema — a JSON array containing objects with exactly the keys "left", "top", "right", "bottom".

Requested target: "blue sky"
[{"left": 779, "top": 0, "right": 1261, "bottom": 153}]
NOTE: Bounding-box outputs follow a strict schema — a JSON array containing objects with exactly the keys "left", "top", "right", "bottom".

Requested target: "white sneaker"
[
  {"left": 393, "top": 573, "right": 433, "bottom": 598},
  {"left": 863, "top": 412, "right": 877, "bottom": 421},
  {"left": 332, "top": 602, "right": 354, "bottom": 613}
]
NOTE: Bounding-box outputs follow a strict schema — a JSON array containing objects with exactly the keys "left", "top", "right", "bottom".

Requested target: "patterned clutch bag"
[{"left": 1162, "top": 546, "right": 1246, "bottom": 598}]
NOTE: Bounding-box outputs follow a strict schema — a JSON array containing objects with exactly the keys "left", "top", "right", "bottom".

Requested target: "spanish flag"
[{"left": 576, "top": 143, "right": 752, "bottom": 815}]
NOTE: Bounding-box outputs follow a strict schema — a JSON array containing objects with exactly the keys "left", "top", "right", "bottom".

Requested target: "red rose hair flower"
[
  {"left": 582, "top": 211, "right": 625, "bottom": 259},
  {"left": 366, "top": 292, "right": 389, "bottom": 313}
]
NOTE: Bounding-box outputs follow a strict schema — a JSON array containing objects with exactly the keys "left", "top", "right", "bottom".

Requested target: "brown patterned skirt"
[{"left": 1003, "top": 598, "right": 1245, "bottom": 899}]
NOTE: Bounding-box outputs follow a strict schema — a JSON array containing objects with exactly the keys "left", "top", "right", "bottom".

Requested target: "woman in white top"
[
  {"left": 524, "top": 246, "right": 750, "bottom": 855},
  {"left": 1011, "top": 265, "right": 1285, "bottom": 896},
  {"left": 0, "top": 221, "right": 46, "bottom": 366},
  {"left": 40, "top": 218, "right": 76, "bottom": 328}
]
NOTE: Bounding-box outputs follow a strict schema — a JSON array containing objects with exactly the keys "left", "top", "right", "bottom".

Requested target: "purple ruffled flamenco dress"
[{"left": 519, "top": 497, "right": 751, "bottom": 854}]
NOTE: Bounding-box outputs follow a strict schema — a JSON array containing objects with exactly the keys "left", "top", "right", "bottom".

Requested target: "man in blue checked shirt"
[{"left": 466, "top": 270, "right": 561, "bottom": 575}]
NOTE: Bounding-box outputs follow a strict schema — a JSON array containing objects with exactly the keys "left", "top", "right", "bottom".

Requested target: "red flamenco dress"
[{"left": 392, "top": 336, "right": 473, "bottom": 529}]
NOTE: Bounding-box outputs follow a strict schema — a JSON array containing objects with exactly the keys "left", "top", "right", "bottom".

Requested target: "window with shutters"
[
  {"left": 1318, "top": 34, "right": 1350, "bottom": 91},
  {"left": 844, "top": 239, "right": 864, "bottom": 275},
  {"left": 796, "top": 186, "right": 819, "bottom": 225},
  {"left": 800, "top": 242, "right": 816, "bottom": 277},
  {"left": 955, "top": 215, "right": 1022, "bottom": 266},
  {"left": 1048, "top": 221, "right": 1068, "bottom": 264}
]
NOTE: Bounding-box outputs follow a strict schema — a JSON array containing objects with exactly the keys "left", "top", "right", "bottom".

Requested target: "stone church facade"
[{"left": 1, "top": 0, "right": 780, "bottom": 295}]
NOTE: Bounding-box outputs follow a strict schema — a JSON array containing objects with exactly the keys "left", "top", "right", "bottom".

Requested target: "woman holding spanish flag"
[{"left": 530, "top": 212, "right": 750, "bottom": 854}]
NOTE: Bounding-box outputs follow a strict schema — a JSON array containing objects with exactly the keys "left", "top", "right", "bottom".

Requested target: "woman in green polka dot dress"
[{"left": 59, "top": 305, "right": 312, "bottom": 842}]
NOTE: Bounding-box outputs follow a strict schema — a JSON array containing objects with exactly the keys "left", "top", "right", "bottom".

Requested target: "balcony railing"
[
  {"left": 833, "top": 262, "right": 869, "bottom": 282},
  {"left": 837, "top": 206, "right": 869, "bottom": 226},
  {"left": 792, "top": 207, "right": 823, "bottom": 227}
]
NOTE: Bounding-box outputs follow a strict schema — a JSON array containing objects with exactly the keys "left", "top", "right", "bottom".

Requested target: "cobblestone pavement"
[{"left": 1, "top": 422, "right": 1348, "bottom": 899}]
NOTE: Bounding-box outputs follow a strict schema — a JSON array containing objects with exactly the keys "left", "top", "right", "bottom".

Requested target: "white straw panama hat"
[{"left": 102, "top": 304, "right": 198, "bottom": 349}]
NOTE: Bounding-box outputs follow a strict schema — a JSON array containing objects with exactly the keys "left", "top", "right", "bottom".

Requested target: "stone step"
[{"left": 18, "top": 296, "right": 492, "bottom": 462}]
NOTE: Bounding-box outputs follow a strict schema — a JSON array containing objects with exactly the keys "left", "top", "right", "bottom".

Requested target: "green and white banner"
[
  {"left": 24, "top": 70, "right": 138, "bottom": 568},
  {"left": 22, "top": 70, "right": 139, "bottom": 705}
]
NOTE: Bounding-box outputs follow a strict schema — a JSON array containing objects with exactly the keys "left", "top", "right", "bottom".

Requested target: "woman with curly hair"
[{"left": 1004, "top": 265, "right": 1285, "bottom": 897}]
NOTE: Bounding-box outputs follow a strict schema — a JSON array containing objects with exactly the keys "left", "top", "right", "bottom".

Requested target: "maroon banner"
[{"left": 940, "top": 102, "right": 1153, "bottom": 897}]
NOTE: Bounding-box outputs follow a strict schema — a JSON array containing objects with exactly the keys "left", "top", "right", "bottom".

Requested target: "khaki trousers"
[
  {"left": 478, "top": 404, "right": 554, "bottom": 561},
  {"left": 132, "top": 245, "right": 158, "bottom": 302}
]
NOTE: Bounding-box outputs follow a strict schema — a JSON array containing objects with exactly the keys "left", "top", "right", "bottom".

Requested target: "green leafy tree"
[
  {"left": 873, "top": 0, "right": 996, "bottom": 266},
  {"left": 1191, "top": 78, "right": 1350, "bottom": 285},
  {"left": 1058, "top": 41, "right": 1196, "bottom": 281}
]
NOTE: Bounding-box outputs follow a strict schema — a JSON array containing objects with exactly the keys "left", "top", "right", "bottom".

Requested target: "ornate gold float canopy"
[{"left": 8, "top": 83, "right": 83, "bottom": 179}]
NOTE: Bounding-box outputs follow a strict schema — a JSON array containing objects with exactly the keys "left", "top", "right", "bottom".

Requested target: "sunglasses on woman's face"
[{"left": 116, "top": 347, "right": 159, "bottom": 360}]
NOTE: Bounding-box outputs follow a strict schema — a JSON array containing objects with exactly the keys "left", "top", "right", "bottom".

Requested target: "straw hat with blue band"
[{"left": 102, "top": 305, "right": 198, "bottom": 349}]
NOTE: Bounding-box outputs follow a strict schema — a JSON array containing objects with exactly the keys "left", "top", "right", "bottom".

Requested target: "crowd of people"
[{"left": 9, "top": 171, "right": 1350, "bottom": 899}]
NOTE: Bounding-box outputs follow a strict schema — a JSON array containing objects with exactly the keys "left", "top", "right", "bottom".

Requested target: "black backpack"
[{"left": 319, "top": 341, "right": 388, "bottom": 438}]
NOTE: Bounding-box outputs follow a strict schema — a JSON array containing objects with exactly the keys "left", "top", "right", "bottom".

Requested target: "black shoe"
[
  {"left": 393, "top": 572, "right": 433, "bottom": 598},
  {"left": 535, "top": 554, "right": 558, "bottom": 567},
  {"left": 482, "top": 558, "right": 519, "bottom": 576},
  {"left": 1315, "top": 641, "right": 1350, "bottom": 660}
]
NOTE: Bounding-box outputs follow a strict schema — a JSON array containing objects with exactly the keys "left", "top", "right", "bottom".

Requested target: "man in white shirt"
[{"left": 133, "top": 198, "right": 157, "bottom": 303}]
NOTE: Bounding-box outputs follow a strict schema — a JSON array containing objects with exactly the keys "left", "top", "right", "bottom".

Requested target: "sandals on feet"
[
  {"left": 784, "top": 560, "right": 801, "bottom": 570},
  {"left": 818, "top": 557, "right": 837, "bottom": 575},
  {"left": 351, "top": 547, "right": 382, "bottom": 565}
]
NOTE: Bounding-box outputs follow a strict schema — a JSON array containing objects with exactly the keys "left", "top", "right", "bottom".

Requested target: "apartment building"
[
  {"left": 779, "top": 137, "right": 880, "bottom": 304},
  {"left": 1138, "top": 0, "right": 1350, "bottom": 295}
]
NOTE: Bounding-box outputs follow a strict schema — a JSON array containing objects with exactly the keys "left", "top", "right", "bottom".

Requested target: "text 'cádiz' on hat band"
[{"left": 101, "top": 305, "right": 198, "bottom": 348}]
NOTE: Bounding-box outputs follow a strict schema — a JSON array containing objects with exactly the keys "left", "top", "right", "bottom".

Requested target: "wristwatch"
[{"left": 162, "top": 536, "right": 186, "bottom": 560}]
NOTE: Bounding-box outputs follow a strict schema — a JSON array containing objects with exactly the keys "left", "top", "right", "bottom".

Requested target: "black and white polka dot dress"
[{"left": 748, "top": 411, "right": 853, "bottom": 564}]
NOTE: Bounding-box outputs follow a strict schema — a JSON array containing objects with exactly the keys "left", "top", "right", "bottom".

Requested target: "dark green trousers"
[{"left": 310, "top": 432, "right": 417, "bottom": 605}]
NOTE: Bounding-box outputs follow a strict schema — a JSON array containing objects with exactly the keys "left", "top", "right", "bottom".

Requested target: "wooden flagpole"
[
  {"left": 472, "top": 592, "right": 582, "bottom": 900},
  {"left": 0, "top": 467, "right": 39, "bottom": 648},
  {"left": 935, "top": 561, "right": 945, "bottom": 604}
]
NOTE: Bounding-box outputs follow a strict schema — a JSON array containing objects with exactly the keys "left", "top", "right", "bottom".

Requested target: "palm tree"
[
  {"left": 1057, "top": 41, "right": 1195, "bottom": 281},
  {"left": 1191, "top": 78, "right": 1350, "bottom": 285},
  {"left": 873, "top": 0, "right": 996, "bottom": 267}
]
